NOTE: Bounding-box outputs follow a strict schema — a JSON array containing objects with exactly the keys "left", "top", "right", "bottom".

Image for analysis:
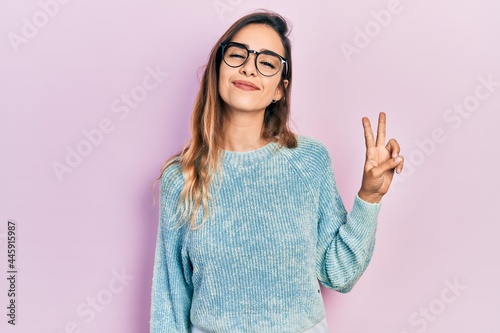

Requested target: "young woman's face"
[{"left": 218, "top": 24, "right": 288, "bottom": 115}]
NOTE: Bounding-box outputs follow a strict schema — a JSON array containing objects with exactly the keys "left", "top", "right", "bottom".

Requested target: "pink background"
[{"left": 1, "top": 0, "right": 499, "bottom": 332}]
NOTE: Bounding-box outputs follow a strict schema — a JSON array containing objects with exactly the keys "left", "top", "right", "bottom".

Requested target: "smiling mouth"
[{"left": 232, "top": 81, "right": 259, "bottom": 91}]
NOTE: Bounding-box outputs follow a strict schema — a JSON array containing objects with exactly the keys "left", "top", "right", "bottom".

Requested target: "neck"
[{"left": 222, "top": 108, "right": 272, "bottom": 152}]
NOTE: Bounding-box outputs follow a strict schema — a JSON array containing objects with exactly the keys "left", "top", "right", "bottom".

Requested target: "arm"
[
  {"left": 150, "top": 166, "right": 193, "bottom": 333},
  {"left": 315, "top": 146, "right": 381, "bottom": 293},
  {"left": 316, "top": 112, "right": 403, "bottom": 292}
]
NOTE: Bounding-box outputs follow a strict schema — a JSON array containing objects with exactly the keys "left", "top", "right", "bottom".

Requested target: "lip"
[{"left": 232, "top": 80, "right": 259, "bottom": 91}]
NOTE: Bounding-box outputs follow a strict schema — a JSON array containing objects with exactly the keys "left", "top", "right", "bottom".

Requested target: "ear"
[{"left": 274, "top": 79, "right": 289, "bottom": 101}]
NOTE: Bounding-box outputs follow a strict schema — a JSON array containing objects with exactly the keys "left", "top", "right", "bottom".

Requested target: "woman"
[{"left": 150, "top": 10, "right": 404, "bottom": 333}]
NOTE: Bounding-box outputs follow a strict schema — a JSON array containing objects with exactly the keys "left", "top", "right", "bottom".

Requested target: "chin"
[
  {"left": 230, "top": 103, "right": 267, "bottom": 114},
  {"left": 223, "top": 98, "right": 267, "bottom": 114}
]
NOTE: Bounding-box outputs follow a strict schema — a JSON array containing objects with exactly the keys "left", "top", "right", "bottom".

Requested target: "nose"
[{"left": 239, "top": 52, "right": 258, "bottom": 76}]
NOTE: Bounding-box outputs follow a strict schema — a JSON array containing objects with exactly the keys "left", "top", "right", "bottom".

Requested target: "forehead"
[{"left": 230, "top": 24, "right": 285, "bottom": 56}]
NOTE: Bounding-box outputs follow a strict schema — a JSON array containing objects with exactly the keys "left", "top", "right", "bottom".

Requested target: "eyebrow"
[{"left": 231, "top": 41, "right": 285, "bottom": 57}]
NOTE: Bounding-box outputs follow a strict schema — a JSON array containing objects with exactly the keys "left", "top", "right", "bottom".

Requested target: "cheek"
[
  {"left": 218, "top": 66, "right": 232, "bottom": 94},
  {"left": 264, "top": 79, "right": 281, "bottom": 97},
  {"left": 218, "top": 74, "right": 229, "bottom": 102}
]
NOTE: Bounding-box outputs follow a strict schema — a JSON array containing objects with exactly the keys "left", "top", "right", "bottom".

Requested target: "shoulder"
[
  {"left": 277, "top": 135, "right": 333, "bottom": 185},
  {"left": 295, "top": 135, "right": 329, "bottom": 153},
  {"left": 159, "top": 157, "right": 184, "bottom": 198},
  {"left": 285, "top": 135, "right": 332, "bottom": 166}
]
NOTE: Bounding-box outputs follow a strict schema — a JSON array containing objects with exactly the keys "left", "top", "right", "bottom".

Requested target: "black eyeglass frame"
[{"left": 220, "top": 41, "right": 288, "bottom": 78}]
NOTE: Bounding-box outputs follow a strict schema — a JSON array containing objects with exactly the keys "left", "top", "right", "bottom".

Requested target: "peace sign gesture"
[{"left": 358, "top": 112, "right": 404, "bottom": 203}]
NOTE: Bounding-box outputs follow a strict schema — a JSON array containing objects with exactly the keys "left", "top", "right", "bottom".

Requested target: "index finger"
[
  {"left": 376, "top": 112, "right": 387, "bottom": 147},
  {"left": 362, "top": 116, "right": 375, "bottom": 149}
]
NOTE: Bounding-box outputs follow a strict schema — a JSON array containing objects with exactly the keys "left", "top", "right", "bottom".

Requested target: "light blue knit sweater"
[{"left": 150, "top": 135, "right": 381, "bottom": 333}]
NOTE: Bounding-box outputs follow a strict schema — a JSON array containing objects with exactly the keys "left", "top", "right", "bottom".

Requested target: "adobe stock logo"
[
  {"left": 340, "top": 0, "right": 405, "bottom": 63},
  {"left": 212, "top": 0, "right": 245, "bottom": 21},
  {"left": 51, "top": 64, "right": 169, "bottom": 182},
  {"left": 399, "top": 277, "right": 466, "bottom": 333},
  {"left": 392, "top": 74, "right": 499, "bottom": 189},
  {"left": 55, "top": 268, "right": 134, "bottom": 333},
  {"left": 7, "top": 0, "right": 72, "bottom": 54}
]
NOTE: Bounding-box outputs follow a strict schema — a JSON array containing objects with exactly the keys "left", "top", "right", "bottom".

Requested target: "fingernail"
[
  {"left": 392, "top": 152, "right": 398, "bottom": 158},
  {"left": 395, "top": 156, "right": 402, "bottom": 163}
]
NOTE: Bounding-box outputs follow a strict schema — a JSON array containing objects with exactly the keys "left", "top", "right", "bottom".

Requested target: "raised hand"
[{"left": 358, "top": 112, "right": 404, "bottom": 203}]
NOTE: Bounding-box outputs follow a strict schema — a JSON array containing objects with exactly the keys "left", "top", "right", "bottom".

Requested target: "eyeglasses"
[{"left": 220, "top": 41, "right": 288, "bottom": 77}]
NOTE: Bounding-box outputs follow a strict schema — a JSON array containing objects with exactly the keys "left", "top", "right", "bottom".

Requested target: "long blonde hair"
[{"left": 153, "top": 11, "right": 297, "bottom": 230}]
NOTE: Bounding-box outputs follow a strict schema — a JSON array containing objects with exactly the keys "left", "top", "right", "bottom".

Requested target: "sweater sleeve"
[
  {"left": 150, "top": 165, "right": 193, "bottom": 333},
  {"left": 314, "top": 145, "right": 381, "bottom": 293}
]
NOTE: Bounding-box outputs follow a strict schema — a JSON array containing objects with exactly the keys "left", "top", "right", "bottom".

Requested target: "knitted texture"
[{"left": 150, "top": 135, "right": 381, "bottom": 333}]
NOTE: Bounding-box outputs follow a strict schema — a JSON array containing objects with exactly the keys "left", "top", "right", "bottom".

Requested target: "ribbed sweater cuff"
[
  {"left": 349, "top": 194, "right": 381, "bottom": 235},
  {"left": 354, "top": 193, "right": 382, "bottom": 208}
]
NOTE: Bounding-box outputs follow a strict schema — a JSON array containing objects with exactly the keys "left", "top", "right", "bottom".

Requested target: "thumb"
[{"left": 374, "top": 156, "right": 403, "bottom": 176}]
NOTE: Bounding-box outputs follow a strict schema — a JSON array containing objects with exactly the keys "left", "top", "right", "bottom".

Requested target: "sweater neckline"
[{"left": 221, "top": 140, "right": 281, "bottom": 168}]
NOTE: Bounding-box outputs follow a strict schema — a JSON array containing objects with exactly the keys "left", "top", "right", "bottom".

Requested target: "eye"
[
  {"left": 229, "top": 52, "right": 246, "bottom": 59},
  {"left": 225, "top": 45, "right": 247, "bottom": 60},
  {"left": 259, "top": 61, "right": 276, "bottom": 69},
  {"left": 258, "top": 53, "right": 280, "bottom": 70}
]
